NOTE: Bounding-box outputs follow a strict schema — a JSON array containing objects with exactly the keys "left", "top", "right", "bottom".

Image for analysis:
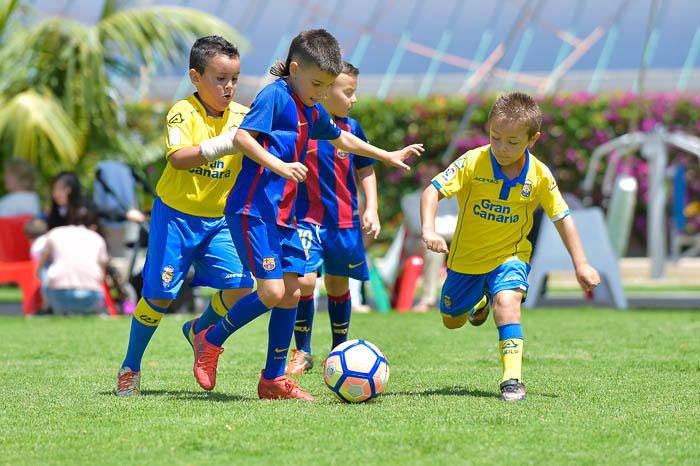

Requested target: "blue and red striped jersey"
[
  {"left": 296, "top": 117, "right": 376, "bottom": 228},
  {"left": 225, "top": 79, "right": 341, "bottom": 228}
]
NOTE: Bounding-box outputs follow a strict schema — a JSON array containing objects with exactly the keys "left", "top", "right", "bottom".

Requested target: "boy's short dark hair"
[
  {"left": 73, "top": 204, "right": 99, "bottom": 229},
  {"left": 24, "top": 218, "right": 47, "bottom": 240},
  {"left": 4, "top": 158, "right": 36, "bottom": 190},
  {"left": 342, "top": 61, "right": 359, "bottom": 76},
  {"left": 488, "top": 92, "right": 543, "bottom": 138},
  {"left": 270, "top": 29, "right": 343, "bottom": 78},
  {"left": 189, "top": 35, "right": 239, "bottom": 75}
]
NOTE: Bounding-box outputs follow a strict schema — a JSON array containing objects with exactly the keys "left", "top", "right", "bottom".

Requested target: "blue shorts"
[
  {"left": 227, "top": 214, "right": 306, "bottom": 279},
  {"left": 297, "top": 221, "right": 369, "bottom": 281},
  {"left": 141, "top": 198, "right": 253, "bottom": 299},
  {"left": 440, "top": 260, "right": 531, "bottom": 317}
]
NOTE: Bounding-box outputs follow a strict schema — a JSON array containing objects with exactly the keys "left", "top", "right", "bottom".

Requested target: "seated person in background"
[
  {"left": 401, "top": 161, "right": 459, "bottom": 312},
  {"left": 0, "top": 159, "right": 41, "bottom": 217},
  {"left": 37, "top": 205, "right": 108, "bottom": 315},
  {"left": 47, "top": 171, "right": 86, "bottom": 230},
  {"left": 24, "top": 217, "right": 49, "bottom": 262}
]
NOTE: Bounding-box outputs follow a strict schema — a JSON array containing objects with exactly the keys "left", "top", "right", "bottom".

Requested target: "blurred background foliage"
[
  {"left": 0, "top": 0, "right": 246, "bottom": 188},
  {"left": 125, "top": 92, "right": 700, "bottom": 250}
]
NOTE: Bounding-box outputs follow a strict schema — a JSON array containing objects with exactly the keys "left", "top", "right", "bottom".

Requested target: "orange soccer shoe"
[
  {"left": 258, "top": 371, "right": 316, "bottom": 401},
  {"left": 285, "top": 349, "right": 314, "bottom": 375},
  {"left": 193, "top": 326, "right": 224, "bottom": 391}
]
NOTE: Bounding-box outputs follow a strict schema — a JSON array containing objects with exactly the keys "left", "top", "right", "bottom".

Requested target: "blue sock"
[
  {"left": 328, "top": 291, "right": 351, "bottom": 350},
  {"left": 206, "top": 292, "right": 269, "bottom": 347},
  {"left": 121, "top": 298, "right": 168, "bottom": 371},
  {"left": 294, "top": 295, "right": 315, "bottom": 353},
  {"left": 263, "top": 307, "right": 297, "bottom": 380},
  {"left": 194, "top": 291, "right": 228, "bottom": 334},
  {"left": 497, "top": 323, "right": 524, "bottom": 340}
]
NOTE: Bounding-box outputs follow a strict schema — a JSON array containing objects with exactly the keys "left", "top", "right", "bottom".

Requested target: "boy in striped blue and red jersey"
[
  {"left": 288, "top": 62, "right": 379, "bottom": 375},
  {"left": 191, "top": 30, "right": 423, "bottom": 400}
]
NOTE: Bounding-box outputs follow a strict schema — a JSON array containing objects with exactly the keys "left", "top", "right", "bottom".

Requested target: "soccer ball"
[{"left": 323, "top": 339, "right": 390, "bottom": 403}]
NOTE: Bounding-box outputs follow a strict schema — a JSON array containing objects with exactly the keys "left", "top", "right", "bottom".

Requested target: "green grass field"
[{"left": 1, "top": 308, "right": 699, "bottom": 465}]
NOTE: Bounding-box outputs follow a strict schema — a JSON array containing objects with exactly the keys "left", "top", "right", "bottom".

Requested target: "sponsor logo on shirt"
[
  {"left": 189, "top": 160, "right": 231, "bottom": 180},
  {"left": 442, "top": 166, "right": 457, "bottom": 182},
  {"left": 473, "top": 199, "right": 520, "bottom": 224},
  {"left": 168, "top": 113, "right": 184, "bottom": 126}
]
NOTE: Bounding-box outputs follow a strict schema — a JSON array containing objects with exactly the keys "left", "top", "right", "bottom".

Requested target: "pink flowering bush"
[{"left": 352, "top": 92, "right": 700, "bottom": 246}]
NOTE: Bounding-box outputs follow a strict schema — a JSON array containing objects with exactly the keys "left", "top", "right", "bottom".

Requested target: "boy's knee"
[
  {"left": 258, "top": 281, "right": 285, "bottom": 308},
  {"left": 441, "top": 312, "right": 468, "bottom": 329},
  {"left": 298, "top": 274, "right": 317, "bottom": 296},
  {"left": 279, "top": 287, "right": 301, "bottom": 308},
  {"left": 492, "top": 290, "right": 523, "bottom": 325}
]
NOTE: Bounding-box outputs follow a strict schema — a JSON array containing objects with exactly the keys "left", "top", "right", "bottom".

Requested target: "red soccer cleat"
[
  {"left": 257, "top": 370, "right": 316, "bottom": 401},
  {"left": 193, "top": 326, "right": 224, "bottom": 391},
  {"left": 285, "top": 349, "right": 314, "bottom": 375}
]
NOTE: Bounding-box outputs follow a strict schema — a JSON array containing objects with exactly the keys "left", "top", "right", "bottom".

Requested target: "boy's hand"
[
  {"left": 362, "top": 210, "right": 381, "bottom": 239},
  {"left": 575, "top": 263, "right": 600, "bottom": 292},
  {"left": 386, "top": 144, "right": 425, "bottom": 171},
  {"left": 276, "top": 162, "right": 308, "bottom": 182},
  {"left": 422, "top": 230, "right": 448, "bottom": 254}
]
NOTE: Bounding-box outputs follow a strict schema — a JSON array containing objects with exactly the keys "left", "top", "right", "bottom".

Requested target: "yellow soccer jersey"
[
  {"left": 432, "top": 144, "right": 569, "bottom": 274},
  {"left": 157, "top": 94, "right": 249, "bottom": 217}
]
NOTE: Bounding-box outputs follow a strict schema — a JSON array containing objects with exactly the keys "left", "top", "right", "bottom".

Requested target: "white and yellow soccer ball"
[{"left": 323, "top": 339, "right": 390, "bottom": 403}]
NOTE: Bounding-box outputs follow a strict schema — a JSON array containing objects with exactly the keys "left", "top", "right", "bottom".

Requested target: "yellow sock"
[
  {"left": 499, "top": 337, "right": 524, "bottom": 382},
  {"left": 133, "top": 298, "right": 165, "bottom": 327},
  {"left": 210, "top": 291, "right": 228, "bottom": 317}
]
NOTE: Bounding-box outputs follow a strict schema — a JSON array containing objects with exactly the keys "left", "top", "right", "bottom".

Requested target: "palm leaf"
[
  {"left": 98, "top": 6, "right": 249, "bottom": 73},
  {"left": 0, "top": 91, "right": 81, "bottom": 165}
]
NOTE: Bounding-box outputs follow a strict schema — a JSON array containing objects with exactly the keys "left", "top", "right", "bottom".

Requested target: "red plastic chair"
[{"left": 0, "top": 215, "right": 42, "bottom": 315}]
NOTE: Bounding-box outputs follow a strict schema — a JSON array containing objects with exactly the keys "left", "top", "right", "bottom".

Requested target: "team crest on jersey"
[
  {"left": 336, "top": 149, "right": 350, "bottom": 160},
  {"left": 521, "top": 180, "right": 533, "bottom": 198},
  {"left": 262, "top": 257, "right": 276, "bottom": 271},
  {"left": 161, "top": 265, "right": 175, "bottom": 287},
  {"left": 443, "top": 295, "right": 452, "bottom": 309}
]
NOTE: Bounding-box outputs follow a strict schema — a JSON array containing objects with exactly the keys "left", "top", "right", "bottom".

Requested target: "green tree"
[{"left": 0, "top": 0, "right": 247, "bottom": 178}]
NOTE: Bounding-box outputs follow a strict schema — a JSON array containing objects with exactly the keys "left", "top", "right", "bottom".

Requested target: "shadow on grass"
[
  {"left": 385, "top": 386, "right": 561, "bottom": 399},
  {"left": 100, "top": 389, "right": 248, "bottom": 402},
  {"left": 385, "top": 386, "right": 496, "bottom": 399}
]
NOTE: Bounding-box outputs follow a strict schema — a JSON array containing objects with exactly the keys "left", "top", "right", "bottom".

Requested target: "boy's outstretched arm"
[
  {"left": 234, "top": 129, "right": 308, "bottom": 182},
  {"left": 421, "top": 184, "right": 449, "bottom": 254},
  {"left": 331, "top": 130, "right": 423, "bottom": 171},
  {"left": 358, "top": 166, "right": 380, "bottom": 239},
  {"left": 553, "top": 215, "right": 601, "bottom": 291}
]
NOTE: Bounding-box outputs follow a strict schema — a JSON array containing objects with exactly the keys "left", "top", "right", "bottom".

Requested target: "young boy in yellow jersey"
[
  {"left": 116, "top": 36, "right": 254, "bottom": 396},
  {"left": 421, "top": 92, "right": 600, "bottom": 401}
]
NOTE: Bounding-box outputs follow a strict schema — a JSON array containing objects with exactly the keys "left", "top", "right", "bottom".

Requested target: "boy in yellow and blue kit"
[
  {"left": 421, "top": 92, "right": 600, "bottom": 401},
  {"left": 116, "top": 36, "right": 254, "bottom": 396}
]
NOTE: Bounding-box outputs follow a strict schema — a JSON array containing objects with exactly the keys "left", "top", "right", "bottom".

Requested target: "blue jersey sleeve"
[
  {"left": 349, "top": 119, "right": 376, "bottom": 170},
  {"left": 310, "top": 104, "right": 342, "bottom": 141},
  {"left": 239, "top": 82, "right": 286, "bottom": 136}
]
